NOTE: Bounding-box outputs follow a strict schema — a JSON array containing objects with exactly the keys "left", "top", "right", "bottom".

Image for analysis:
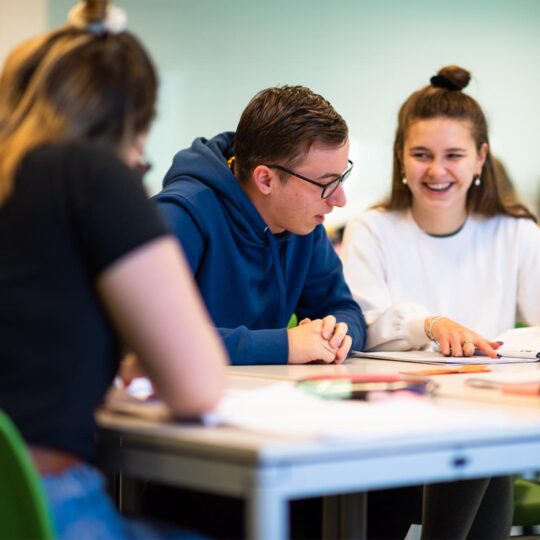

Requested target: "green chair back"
[
  {"left": 0, "top": 409, "right": 55, "bottom": 539},
  {"left": 513, "top": 477, "right": 540, "bottom": 527}
]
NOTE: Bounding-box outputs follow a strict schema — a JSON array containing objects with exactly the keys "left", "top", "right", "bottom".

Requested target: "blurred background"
[{"left": 2, "top": 0, "right": 539, "bottom": 227}]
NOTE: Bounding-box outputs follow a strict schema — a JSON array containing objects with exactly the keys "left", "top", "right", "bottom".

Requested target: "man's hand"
[{"left": 287, "top": 315, "right": 352, "bottom": 364}]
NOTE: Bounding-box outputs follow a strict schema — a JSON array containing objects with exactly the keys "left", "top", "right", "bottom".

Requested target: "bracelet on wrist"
[{"left": 425, "top": 315, "right": 443, "bottom": 342}]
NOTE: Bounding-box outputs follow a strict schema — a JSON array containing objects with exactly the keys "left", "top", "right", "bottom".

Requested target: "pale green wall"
[
  {"left": 0, "top": 0, "right": 47, "bottom": 68},
  {"left": 50, "top": 0, "right": 540, "bottom": 225}
]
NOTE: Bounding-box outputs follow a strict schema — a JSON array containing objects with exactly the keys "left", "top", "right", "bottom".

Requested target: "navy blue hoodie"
[{"left": 155, "top": 132, "right": 366, "bottom": 365}]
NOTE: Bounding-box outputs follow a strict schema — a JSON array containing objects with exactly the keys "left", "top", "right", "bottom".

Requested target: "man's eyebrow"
[
  {"left": 317, "top": 171, "right": 342, "bottom": 180},
  {"left": 316, "top": 164, "right": 350, "bottom": 180}
]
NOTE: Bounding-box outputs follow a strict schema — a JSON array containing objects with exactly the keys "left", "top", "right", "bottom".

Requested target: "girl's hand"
[{"left": 425, "top": 316, "right": 500, "bottom": 358}]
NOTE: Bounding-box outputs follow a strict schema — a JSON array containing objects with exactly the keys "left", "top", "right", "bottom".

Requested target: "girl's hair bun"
[{"left": 430, "top": 65, "right": 471, "bottom": 91}]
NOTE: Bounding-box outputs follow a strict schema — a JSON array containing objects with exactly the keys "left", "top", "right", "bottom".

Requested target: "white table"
[{"left": 96, "top": 361, "right": 540, "bottom": 540}]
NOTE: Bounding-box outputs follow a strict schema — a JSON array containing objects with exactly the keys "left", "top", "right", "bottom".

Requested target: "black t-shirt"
[{"left": 0, "top": 142, "right": 167, "bottom": 461}]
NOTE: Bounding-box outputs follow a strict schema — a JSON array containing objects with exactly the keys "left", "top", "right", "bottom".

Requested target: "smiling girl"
[
  {"left": 342, "top": 65, "right": 539, "bottom": 359},
  {"left": 340, "top": 65, "right": 540, "bottom": 540}
]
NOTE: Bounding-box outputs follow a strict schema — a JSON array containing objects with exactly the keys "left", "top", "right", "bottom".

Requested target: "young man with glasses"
[{"left": 154, "top": 85, "right": 366, "bottom": 365}]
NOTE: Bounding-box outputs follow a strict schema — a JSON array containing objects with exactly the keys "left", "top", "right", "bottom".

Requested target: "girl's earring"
[
  {"left": 473, "top": 175, "right": 481, "bottom": 187},
  {"left": 402, "top": 177, "right": 408, "bottom": 185}
]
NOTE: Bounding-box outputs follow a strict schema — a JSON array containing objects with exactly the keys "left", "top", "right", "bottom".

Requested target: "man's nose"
[{"left": 326, "top": 183, "right": 347, "bottom": 208}]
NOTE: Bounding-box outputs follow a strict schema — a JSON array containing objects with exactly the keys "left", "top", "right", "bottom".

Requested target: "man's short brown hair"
[{"left": 233, "top": 85, "right": 348, "bottom": 182}]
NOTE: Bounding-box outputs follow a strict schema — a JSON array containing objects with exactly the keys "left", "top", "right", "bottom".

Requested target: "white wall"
[
  {"left": 0, "top": 0, "right": 47, "bottom": 69},
  {"left": 47, "top": 0, "right": 540, "bottom": 225}
]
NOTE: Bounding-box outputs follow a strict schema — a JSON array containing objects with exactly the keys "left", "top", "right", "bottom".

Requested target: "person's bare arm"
[{"left": 97, "top": 237, "right": 227, "bottom": 417}]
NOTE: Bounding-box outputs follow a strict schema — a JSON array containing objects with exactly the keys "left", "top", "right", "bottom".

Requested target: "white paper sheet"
[
  {"left": 496, "top": 327, "right": 540, "bottom": 359},
  {"left": 212, "top": 382, "right": 506, "bottom": 440},
  {"left": 104, "top": 380, "right": 508, "bottom": 441}
]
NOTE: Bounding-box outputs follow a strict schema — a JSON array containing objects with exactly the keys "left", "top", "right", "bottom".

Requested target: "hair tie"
[
  {"left": 430, "top": 74, "right": 461, "bottom": 91},
  {"left": 67, "top": 1, "right": 127, "bottom": 34}
]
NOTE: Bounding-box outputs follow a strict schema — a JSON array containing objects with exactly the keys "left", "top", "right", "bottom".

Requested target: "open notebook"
[{"left": 352, "top": 326, "right": 540, "bottom": 365}]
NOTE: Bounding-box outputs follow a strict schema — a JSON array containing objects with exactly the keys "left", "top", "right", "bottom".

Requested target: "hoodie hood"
[{"left": 161, "top": 132, "right": 272, "bottom": 245}]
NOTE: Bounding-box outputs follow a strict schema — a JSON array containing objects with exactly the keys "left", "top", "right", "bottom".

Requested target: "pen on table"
[
  {"left": 466, "top": 379, "right": 540, "bottom": 397},
  {"left": 498, "top": 350, "right": 540, "bottom": 360},
  {"left": 401, "top": 365, "right": 490, "bottom": 376},
  {"left": 474, "top": 348, "right": 540, "bottom": 360}
]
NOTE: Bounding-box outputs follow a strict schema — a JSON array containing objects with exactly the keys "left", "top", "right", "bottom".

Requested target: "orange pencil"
[{"left": 400, "top": 365, "right": 491, "bottom": 376}]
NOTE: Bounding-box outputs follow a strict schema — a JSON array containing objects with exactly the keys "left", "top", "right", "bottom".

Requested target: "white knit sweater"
[{"left": 341, "top": 209, "right": 540, "bottom": 351}]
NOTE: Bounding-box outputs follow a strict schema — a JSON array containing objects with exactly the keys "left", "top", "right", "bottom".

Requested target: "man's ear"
[{"left": 251, "top": 165, "right": 275, "bottom": 195}]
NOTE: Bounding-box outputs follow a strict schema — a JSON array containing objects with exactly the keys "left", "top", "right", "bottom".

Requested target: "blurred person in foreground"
[{"left": 0, "top": 1, "right": 226, "bottom": 538}]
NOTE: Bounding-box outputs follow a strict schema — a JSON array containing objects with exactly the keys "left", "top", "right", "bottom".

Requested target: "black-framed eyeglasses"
[{"left": 264, "top": 159, "right": 354, "bottom": 199}]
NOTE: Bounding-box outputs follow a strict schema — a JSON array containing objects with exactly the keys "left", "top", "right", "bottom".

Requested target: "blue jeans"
[{"left": 41, "top": 463, "right": 204, "bottom": 539}]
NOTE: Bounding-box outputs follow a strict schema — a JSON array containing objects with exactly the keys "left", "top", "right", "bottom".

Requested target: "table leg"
[
  {"left": 322, "top": 492, "right": 367, "bottom": 539},
  {"left": 340, "top": 492, "right": 367, "bottom": 539},
  {"left": 246, "top": 487, "right": 288, "bottom": 540}
]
